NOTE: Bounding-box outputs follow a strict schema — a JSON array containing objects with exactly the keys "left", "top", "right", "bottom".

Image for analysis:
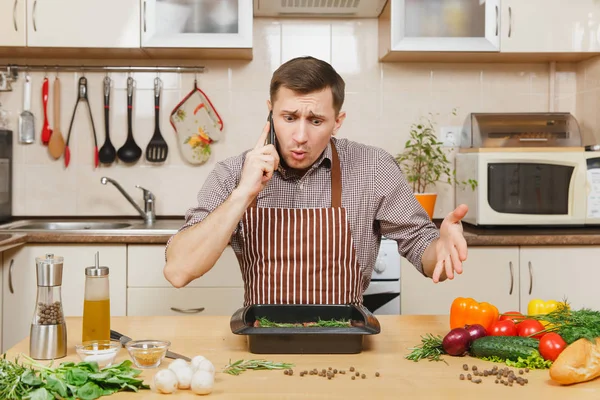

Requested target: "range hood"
[{"left": 253, "top": 0, "right": 388, "bottom": 18}]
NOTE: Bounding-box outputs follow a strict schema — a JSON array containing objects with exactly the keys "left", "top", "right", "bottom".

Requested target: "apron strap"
[
  {"left": 330, "top": 140, "right": 342, "bottom": 208},
  {"left": 249, "top": 139, "right": 342, "bottom": 208}
]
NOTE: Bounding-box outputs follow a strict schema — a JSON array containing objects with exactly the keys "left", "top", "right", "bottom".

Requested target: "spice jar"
[
  {"left": 82, "top": 252, "right": 111, "bottom": 342},
  {"left": 30, "top": 253, "right": 67, "bottom": 360}
]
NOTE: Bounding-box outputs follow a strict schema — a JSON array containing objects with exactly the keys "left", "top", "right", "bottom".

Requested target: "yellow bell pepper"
[
  {"left": 528, "top": 299, "right": 563, "bottom": 315},
  {"left": 527, "top": 299, "right": 569, "bottom": 327}
]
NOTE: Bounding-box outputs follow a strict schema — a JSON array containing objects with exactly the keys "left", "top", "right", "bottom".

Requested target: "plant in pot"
[{"left": 394, "top": 111, "right": 477, "bottom": 219}]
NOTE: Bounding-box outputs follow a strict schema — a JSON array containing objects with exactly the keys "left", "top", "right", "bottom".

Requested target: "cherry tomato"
[
  {"left": 499, "top": 311, "right": 525, "bottom": 323},
  {"left": 539, "top": 332, "right": 567, "bottom": 361},
  {"left": 489, "top": 320, "right": 517, "bottom": 336},
  {"left": 516, "top": 319, "right": 545, "bottom": 339}
]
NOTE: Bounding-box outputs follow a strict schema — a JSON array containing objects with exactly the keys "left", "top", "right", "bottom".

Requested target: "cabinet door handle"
[
  {"left": 528, "top": 261, "right": 533, "bottom": 295},
  {"left": 170, "top": 307, "right": 205, "bottom": 314},
  {"left": 495, "top": 5, "right": 499, "bottom": 36},
  {"left": 143, "top": 1, "right": 147, "bottom": 33},
  {"left": 32, "top": 0, "right": 37, "bottom": 32},
  {"left": 508, "top": 261, "right": 514, "bottom": 295},
  {"left": 8, "top": 258, "right": 14, "bottom": 294},
  {"left": 508, "top": 6, "right": 512, "bottom": 38},
  {"left": 13, "top": 0, "right": 18, "bottom": 31}
]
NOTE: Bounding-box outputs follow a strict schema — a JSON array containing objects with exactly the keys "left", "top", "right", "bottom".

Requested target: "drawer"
[
  {"left": 127, "top": 245, "right": 243, "bottom": 288},
  {"left": 127, "top": 287, "right": 245, "bottom": 316}
]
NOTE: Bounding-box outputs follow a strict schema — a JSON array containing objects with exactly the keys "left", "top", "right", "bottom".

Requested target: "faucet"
[{"left": 100, "top": 177, "right": 156, "bottom": 224}]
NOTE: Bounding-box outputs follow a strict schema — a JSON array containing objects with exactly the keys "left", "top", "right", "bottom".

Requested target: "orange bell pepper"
[{"left": 450, "top": 297, "right": 499, "bottom": 333}]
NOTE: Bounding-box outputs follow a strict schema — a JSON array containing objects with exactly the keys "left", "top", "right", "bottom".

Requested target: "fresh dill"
[{"left": 527, "top": 302, "right": 600, "bottom": 344}]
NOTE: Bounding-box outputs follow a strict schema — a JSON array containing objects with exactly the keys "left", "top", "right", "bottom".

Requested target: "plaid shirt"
[{"left": 168, "top": 137, "right": 440, "bottom": 283}]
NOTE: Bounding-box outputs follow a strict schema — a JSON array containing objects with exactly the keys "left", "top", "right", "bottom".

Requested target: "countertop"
[
  {"left": 4, "top": 315, "right": 599, "bottom": 399},
  {"left": 0, "top": 217, "right": 599, "bottom": 249}
]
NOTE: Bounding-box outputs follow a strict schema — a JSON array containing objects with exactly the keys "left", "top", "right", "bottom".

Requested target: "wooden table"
[{"left": 4, "top": 315, "right": 600, "bottom": 399}]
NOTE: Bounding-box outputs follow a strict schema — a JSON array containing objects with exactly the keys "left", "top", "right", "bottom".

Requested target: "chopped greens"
[{"left": 222, "top": 359, "right": 295, "bottom": 375}]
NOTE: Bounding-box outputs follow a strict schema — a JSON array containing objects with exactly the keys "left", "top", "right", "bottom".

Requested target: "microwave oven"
[{"left": 455, "top": 150, "right": 600, "bottom": 226}]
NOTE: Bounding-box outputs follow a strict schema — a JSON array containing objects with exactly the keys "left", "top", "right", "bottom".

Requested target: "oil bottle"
[{"left": 82, "top": 252, "right": 110, "bottom": 342}]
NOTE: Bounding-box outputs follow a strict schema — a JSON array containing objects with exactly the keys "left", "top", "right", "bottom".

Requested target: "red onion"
[
  {"left": 442, "top": 327, "right": 471, "bottom": 356},
  {"left": 464, "top": 324, "right": 487, "bottom": 342}
]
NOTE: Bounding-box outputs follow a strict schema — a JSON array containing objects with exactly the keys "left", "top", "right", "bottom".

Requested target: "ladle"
[
  {"left": 117, "top": 77, "right": 142, "bottom": 163},
  {"left": 98, "top": 76, "right": 116, "bottom": 164}
]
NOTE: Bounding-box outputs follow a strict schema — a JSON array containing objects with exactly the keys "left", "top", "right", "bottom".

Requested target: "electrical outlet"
[{"left": 441, "top": 126, "right": 461, "bottom": 147}]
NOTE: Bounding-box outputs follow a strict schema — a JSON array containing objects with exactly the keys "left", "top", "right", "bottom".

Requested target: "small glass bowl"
[
  {"left": 124, "top": 340, "right": 171, "bottom": 369},
  {"left": 75, "top": 340, "right": 121, "bottom": 369}
]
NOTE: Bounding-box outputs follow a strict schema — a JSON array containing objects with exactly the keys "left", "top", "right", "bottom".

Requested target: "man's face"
[{"left": 269, "top": 86, "right": 346, "bottom": 174}]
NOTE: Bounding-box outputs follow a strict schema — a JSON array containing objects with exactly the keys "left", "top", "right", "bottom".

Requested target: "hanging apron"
[{"left": 238, "top": 141, "right": 364, "bottom": 306}]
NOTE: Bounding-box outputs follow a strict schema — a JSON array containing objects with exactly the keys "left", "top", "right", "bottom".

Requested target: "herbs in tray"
[
  {"left": 253, "top": 317, "right": 353, "bottom": 328},
  {"left": 0, "top": 354, "right": 148, "bottom": 400}
]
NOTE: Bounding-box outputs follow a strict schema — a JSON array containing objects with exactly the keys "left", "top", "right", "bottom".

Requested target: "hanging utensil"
[
  {"left": 48, "top": 76, "right": 65, "bottom": 159},
  {"left": 18, "top": 74, "right": 34, "bottom": 144},
  {"left": 169, "top": 77, "right": 223, "bottom": 165},
  {"left": 117, "top": 77, "right": 142, "bottom": 163},
  {"left": 64, "top": 76, "right": 99, "bottom": 168},
  {"left": 145, "top": 77, "right": 168, "bottom": 163},
  {"left": 98, "top": 76, "right": 116, "bottom": 164},
  {"left": 41, "top": 77, "right": 52, "bottom": 145}
]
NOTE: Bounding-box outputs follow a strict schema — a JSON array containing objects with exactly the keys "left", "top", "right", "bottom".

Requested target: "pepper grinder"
[{"left": 30, "top": 253, "right": 67, "bottom": 360}]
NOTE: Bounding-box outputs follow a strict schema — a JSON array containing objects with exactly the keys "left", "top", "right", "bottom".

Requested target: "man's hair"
[{"left": 270, "top": 56, "right": 345, "bottom": 115}]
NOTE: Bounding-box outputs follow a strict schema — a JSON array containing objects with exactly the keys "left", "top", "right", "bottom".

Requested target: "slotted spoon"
[{"left": 145, "top": 77, "right": 168, "bottom": 163}]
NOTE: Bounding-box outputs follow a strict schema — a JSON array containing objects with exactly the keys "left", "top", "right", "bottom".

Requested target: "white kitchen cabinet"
[
  {"left": 127, "top": 244, "right": 243, "bottom": 288},
  {"left": 401, "top": 247, "right": 520, "bottom": 315},
  {"left": 0, "top": 0, "right": 26, "bottom": 46},
  {"left": 2, "top": 244, "right": 127, "bottom": 352},
  {"left": 519, "top": 246, "right": 600, "bottom": 311},
  {"left": 128, "top": 287, "right": 244, "bottom": 316},
  {"left": 500, "top": 0, "right": 600, "bottom": 53},
  {"left": 141, "top": 0, "right": 252, "bottom": 49},
  {"left": 26, "top": 0, "right": 140, "bottom": 48},
  {"left": 383, "top": 0, "right": 501, "bottom": 53}
]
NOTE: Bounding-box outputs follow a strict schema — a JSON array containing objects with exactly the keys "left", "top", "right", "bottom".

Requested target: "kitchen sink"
[
  {"left": 0, "top": 218, "right": 184, "bottom": 235},
  {"left": 4, "top": 221, "right": 133, "bottom": 230}
]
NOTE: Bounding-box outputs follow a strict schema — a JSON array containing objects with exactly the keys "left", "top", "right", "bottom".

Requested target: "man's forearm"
[
  {"left": 164, "top": 188, "right": 252, "bottom": 288},
  {"left": 421, "top": 238, "right": 448, "bottom": 282}
]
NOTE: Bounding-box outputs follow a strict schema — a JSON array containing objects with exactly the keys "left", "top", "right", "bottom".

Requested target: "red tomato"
[
  {"left": 539, "top": 332, "right": 567, "bottom": 361},
  {"left": 516, "top": 319, "right": 545, "bottom": 339},
  {"left": 489, "top": 320, "right": 517, "bottom": 336},
  {"left": 499, "top": 311, "right": 525, "bottom": 323}
]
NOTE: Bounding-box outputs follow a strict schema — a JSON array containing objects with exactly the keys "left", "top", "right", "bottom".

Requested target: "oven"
[{"left": 362, "top": 238, "right": 401, "bottom": 315}]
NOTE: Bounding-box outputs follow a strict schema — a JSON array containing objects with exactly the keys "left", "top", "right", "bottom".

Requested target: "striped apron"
[{"left": 238, "top": 142, "right": 364, "bottom": 306}]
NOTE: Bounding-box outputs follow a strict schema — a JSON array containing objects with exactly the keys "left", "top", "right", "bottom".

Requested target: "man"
[{"left": 164, "top": 56, "right": 468, "bottom": 306}]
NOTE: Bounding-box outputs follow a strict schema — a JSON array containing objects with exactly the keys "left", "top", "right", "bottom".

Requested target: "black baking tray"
[{"left": 230, "top": 304, "right": 381, "bottom": 354}]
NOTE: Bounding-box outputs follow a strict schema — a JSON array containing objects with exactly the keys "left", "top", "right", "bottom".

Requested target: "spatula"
[
  {"left": 18, "top": 74, "right": 34, "bottom": 144},
  {"left": 145, "top": 77, "right": 168, "bottom": 163},
  {"left": 48, "top": 77, "right": 65, "bottom": 159}
]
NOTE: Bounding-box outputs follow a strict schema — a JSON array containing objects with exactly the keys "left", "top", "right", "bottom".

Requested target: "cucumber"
[{"left": 470, "top": 336, "right": 540, "bottom": 361}]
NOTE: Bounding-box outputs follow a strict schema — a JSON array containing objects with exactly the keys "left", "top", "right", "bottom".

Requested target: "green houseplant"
[{"left": 395, "top": 111, "right": 477, "bottom": 219}]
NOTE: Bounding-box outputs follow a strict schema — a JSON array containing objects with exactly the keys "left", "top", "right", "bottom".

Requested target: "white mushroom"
[
  {"left": 168, "top": 359, "right": 190, "bottom": 372},
  {"left": 191, "top": 355, "right": 207, "bottom": 371},
  {"left": 171, "top": 364, "right": 194, "bottom": 389},
  {"left": 153, "top": 369, "right": 178, "bottom": 394},
  {"left": 195, "top": 358, "right": 215, "bottom": 375},
  {"left": 191, "top": 370, "right": 214, "bottom": 395}
]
